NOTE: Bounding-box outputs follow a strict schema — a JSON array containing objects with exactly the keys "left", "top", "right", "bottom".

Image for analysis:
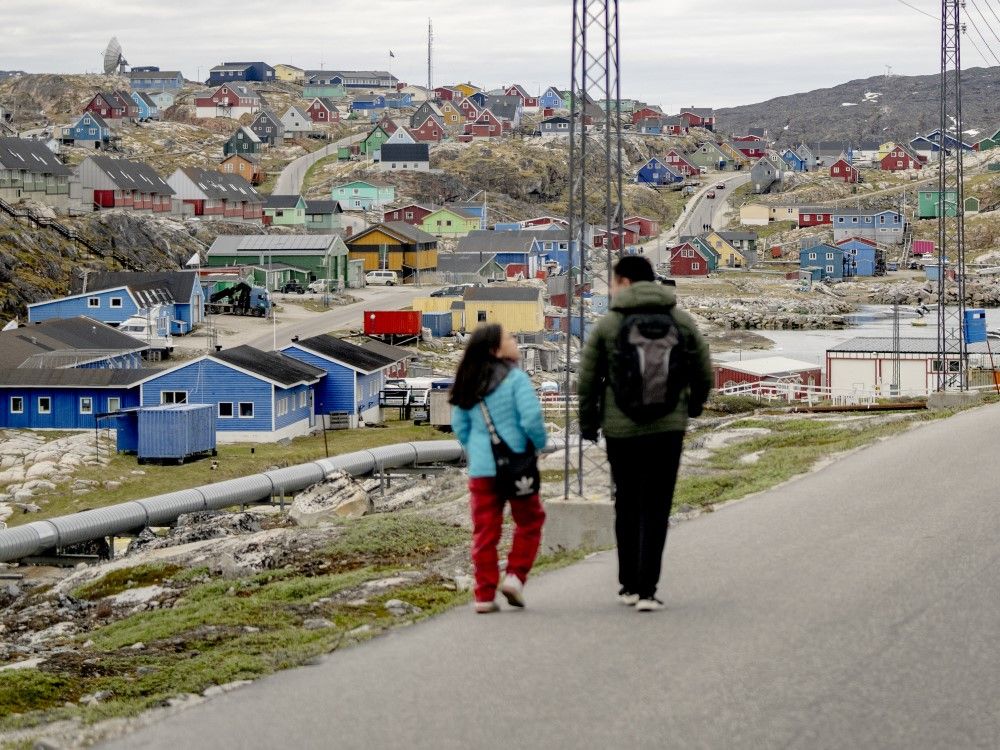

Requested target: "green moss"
[
  {"left": 0, "top": 671, "right": 74, "bottom": 714},
  {"left": 73, "top": 564, "right": 182, "bottom": 601},
  {"left": 324, "top": 514, "right": 466, "bottom": 567}
]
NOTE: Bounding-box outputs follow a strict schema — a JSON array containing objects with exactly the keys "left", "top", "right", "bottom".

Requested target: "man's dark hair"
[{"left": 613, "top": 255, "right": 655, "bottom": 283}]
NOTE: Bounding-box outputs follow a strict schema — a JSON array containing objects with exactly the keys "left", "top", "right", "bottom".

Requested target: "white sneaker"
[
  {"left": 617, "top": 587, "right": 639, "bottom": 606},
  {"left": 500, "top": 574, "right": 525, "bottom": 608},
  {"left": 474, "top": 600, "right": 500, "bottom": 614},
  {"left": 635, "top": 597, "right": 664, "bottom": 612}
]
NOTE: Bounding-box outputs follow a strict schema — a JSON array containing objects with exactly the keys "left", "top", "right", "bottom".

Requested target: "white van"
[{"left": 365, "top": 270, "right": 399, "bottom": 286}]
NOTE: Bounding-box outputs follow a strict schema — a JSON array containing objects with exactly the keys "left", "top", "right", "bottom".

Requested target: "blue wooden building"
[
  {"left": 538, "top": 87, "right": 565, "bottom": 110},
  {"left": 129, "top": 91, "right": 160, "bottom": 121},
  {"left": 469, "top": 92, "right": 489, "bottom": 108},
  {"left": 128, "top": 70, "right": 184, "bottom": 90},
  {"left": 61, "top": 112, "right": 111, "bottom": 148},
  {"left": 0, "top": 317, "right": 150, "bottom": 370},
  {"left": 636, "top": 157, "right": 683, "bottom": 186},
  {"left": 921, "top": 129, "right": 975, "bottom": 152},
  {"left": 350, "top": 95, "right": 387, "bottom": 112},
  {"left": 137, "top": 345, "right": 324, "bottom": 443},
  {"left": 280, "top": 334, "right": 394, "bottom": 425},
  {"left": 385, "top": 93, "right": 413, "bottom": 108},
  {"left": 835, "top": 238, "right": 879, "bottom": 277},
  {"left": 0, "top": 369, "right": 146, "bottom": 430},
  {"left": 832, "top": 209, "right": 904, "bottom": 245},
  {"left": 781, "top": 148, "right": 808, "bottom": 172},
  {"left": 208, "top": 62, "right": 275, "bottom": 86},
  {"left": 799, "top": 243, "right": 845, "bottom": 281}
]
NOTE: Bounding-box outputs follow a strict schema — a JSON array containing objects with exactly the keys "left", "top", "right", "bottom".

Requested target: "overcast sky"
[{"left": 3, "top": 0, "right": 971, "bottom": 109}]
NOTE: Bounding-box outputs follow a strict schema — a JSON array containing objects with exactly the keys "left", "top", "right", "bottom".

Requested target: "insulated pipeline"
[{"left": 0, "top": 439, "right": 466, "bottom": 563}]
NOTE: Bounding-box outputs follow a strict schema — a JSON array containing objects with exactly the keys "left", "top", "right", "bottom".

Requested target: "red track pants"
[{"left": 468, "top": 477, "right": 546, "bottom": 603}]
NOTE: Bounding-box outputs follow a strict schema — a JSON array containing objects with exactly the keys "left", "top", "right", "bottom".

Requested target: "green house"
[
  {"left": 206, "top": 234, "right": 351, "bottom": 288},
  {"left": 360, "top": 124, "right": 391, "bottom": 156},
  {"left": 419, "top": 207, "right": 481, "bottom": 238},
  {"left": 303, "top": 84, "right": 346, "bottom": 99},
  {"left": 264, "top": 194, "right": 308, "bottom": 227},
  {"left": 917, "top": 190, "right": 980, "bottom": 219},
  {"left": 331, "top": 180, "right": 395, "bottom": 210},
  {"left": 975, "top": 128, "right": 1000, "bottom": 151}
]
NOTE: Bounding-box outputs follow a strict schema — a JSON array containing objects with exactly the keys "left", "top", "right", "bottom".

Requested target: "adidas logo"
[{"left": 514, "top": 475, "right": 535, "bottom": 495}]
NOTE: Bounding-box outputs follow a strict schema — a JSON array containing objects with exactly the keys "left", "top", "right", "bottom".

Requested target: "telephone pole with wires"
[{"left": 936, "top": 0, "right": 969, "bottom": 390}]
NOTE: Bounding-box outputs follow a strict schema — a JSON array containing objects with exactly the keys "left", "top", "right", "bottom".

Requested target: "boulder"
[
  {"left": 25, "top": 462, "right": 58, "bottom": 480},
  {"left": 289, "top": 472, "right": 372, "bottom": 527}
]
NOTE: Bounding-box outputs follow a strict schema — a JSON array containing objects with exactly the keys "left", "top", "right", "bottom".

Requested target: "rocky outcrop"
[
  {"left": 687, "top": 294, "right": 854, "bottom": 330},
  {"left": 289, "top": 472, "right": 372, "bottom": 526},
  {"left": 866, "top": 279, "right": 1000, "bottom": 307}
]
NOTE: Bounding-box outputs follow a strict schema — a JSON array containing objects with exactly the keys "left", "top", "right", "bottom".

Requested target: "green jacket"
[{"left": 578, "top": 281, "right": 712, "bottom": 438}]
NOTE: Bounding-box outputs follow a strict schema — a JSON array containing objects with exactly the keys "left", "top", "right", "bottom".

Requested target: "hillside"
[{"left": 715, "top": 66, "right": 1000, "bottom": 146}]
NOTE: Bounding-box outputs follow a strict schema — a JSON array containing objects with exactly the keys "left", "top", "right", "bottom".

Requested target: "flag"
[
  {"left": 185, "top": 252, "right": 201, "bottom": 267},
  {"left": 2, "top": 317, "right": 17, "bottom": 331},
  {"left": 389, "top": 50, "right": 395, "bottom": 58}
]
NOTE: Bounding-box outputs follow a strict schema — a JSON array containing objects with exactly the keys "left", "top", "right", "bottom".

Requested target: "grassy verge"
[{"left": 8, "top": 420, "right": 442, "bottom": 527}]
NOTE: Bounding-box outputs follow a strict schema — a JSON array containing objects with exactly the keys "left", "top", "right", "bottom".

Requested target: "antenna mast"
[{"left": 427, "top": 18, "right": 434, "bottom": 93}]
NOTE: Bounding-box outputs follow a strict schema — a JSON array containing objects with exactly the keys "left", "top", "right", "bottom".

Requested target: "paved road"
[
  {"left": 272, "top": 131, "right": 365, "bottom": 196},
  {"left": 103, "top": 404, "right": 1000, "bottom": 749}
]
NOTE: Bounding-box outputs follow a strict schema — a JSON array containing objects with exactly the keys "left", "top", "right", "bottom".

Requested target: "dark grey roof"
[
  {"left": 464, "top": 286, "right": 541, "bottom": 302},
  {"left": 0, "top": 137, "right": 71, "bottom": 175},
  {"left": 457, "top": 229, "right": 567, "bottom": 255},
  {"left": 357, "top": 339, "right": 417, "bottom": 363},
  {"left": 828, "top": 336, "right": 994, "bottom": 355},
  {"left": 349, "top": 222, "right": 437, "bottom": 246},
  {"left": 72, "top": 271, "right": 198, "bottom": 301},
  {"left": 0, "top": 368, "right": 155, "bottom": 387},
  {"left": 379, "top": 143, "right": 429, "bottom": 162},
  {"left": 483, "top": 96, "right": 520, "bottom": 121},
  {"left": 437, "top": 253, "right": 499, "bottom": 273},
  {"left": 179, "top": 168, "right": 260, "bottom": 201},
  {"left": 311, "top": 97, "right": 339, "bottom": 111},
  {"left": 265, "top": 194, "right": 304, "bottom": 210},
  {"left": 88, "top": 156, "right": 174, "bottom": 194},
  {"left": 304, "top": 200, "right": 342, "bottom": 215},
  {"left": 293, "top": 334, "right": 394, "bottom": 373},
  {"left": 0, "top": 317, "right": 149, "bottom": 369},
  {"left": 718, "top": 231, "right": 757, "bottom": 241},
  {"left": 212, "top": 345, "right": 324, "bottom": 386},
  {"left": 129, "top": 70, "right": 182, "bottom": 80}
]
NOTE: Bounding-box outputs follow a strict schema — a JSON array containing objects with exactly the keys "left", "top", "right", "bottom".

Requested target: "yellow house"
[
  {"left": 451, "top": 82, "right": 480, "bottom": 98},
  {"left": 877, "top": 141, "right": 896, "bottom": 160},
  {"left": 704, "top": 230, "right": 745, "bottom": 269},
  {"left": 345, "top": 222, "right": 438, "bottom": 279},
  {"left": 739, "top": 204, "right": 770, "bottom": 226},
  {"left": 274, "top": 64, "right": 305, "bottom": 83},
  {"left": 462, "top": 286, "right": 543, "bottom": 334},
  {"left": 719, "top": 141, "right": 750, "bottom": 166},
  {"left": 768, "top": 205, "right": 798, "bottom": 222},
  {"left": 438, "top": 101, "right": 465, "bottom": 126},
  {"left": 413, "top": 296, "right": 464, "bottom": 331}
]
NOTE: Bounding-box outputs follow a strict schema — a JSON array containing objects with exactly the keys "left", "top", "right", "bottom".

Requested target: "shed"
[
  {"left": 715, "top": 357, "right": 823, "bottom": 393},
  {"left": 116, "top": 404, "right": 217, "bottom": 462}
]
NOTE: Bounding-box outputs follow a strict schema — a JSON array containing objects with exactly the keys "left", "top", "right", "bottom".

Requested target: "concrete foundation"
[
  {"left": 541, "top": 499, "right": 615, "bottom": 554},
  {"left": 926, "top": 391, "right": 982, "bottom": 411}
]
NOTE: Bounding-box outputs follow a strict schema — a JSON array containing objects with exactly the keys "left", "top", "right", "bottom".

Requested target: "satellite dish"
[{"left": 102, "top": 37, "right": 128, "bottom": 75}]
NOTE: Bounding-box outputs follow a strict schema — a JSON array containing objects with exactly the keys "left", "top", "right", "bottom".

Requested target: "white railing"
[{"left": 715, "top": 381, "right": 879, "bottom": 406}]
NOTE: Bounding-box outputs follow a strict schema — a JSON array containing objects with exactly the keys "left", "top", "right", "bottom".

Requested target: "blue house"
[
  {"left": 128, "top": 70, "right": 184, "bottom": 90},
  {"left": 385, "top": 93, "right": 413, "bottom": 108},
  {"left": 922, "top": 129, "right": 975, "bottom": 152},
  {"left": 208, "top": 62, "right": 275, "bottom": 86},
  {"left": 832, "top": 210, "right": 904, "bottom": 245},
  {"left": 835, "top": 238, "right": 879, "bottom": 277},
  {"left": 450, "top": 201, "right": 487, "bottom": 229},
  {"left": 0, "top": 316, "right": 150, "bottom": 370},
  {"left": 781, "top": 148, "right": 808, "bottom": 172},
  {"left": 350, "top": 95, "right": 386, "bottom": 112},
  {"left": 636, "top": 157, "right": 683, "bottom": 186},
  {"left": 129, "top": 91, "right": 159, "bottom": 121},
  {"left": 280, "top": 334, "right": 394, "bottom": 425},
  {"left": 0, "top": 369, "right": 146, "bottom": 431},
  {"left": 538, "top": 87, "right": 565, "bottom": 110},
  {"left": 469, "top": 91, "right": 489, "bottom": 108},
  {"left": 799, "top": 243, "right": 845, "bottom": 281},
  {"left": 61, "top": 112, "right": 111, "bottom": 148},
  {"left": 137, "top": 345, "right": 324, "bottom": 442}
]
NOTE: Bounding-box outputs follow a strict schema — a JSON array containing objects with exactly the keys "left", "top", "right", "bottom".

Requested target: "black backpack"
[{"left": 609, "top": 310, "right": 689, "bottom": 423}]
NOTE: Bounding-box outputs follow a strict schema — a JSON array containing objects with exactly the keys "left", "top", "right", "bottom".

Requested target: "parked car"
[
  {"left": 280, "top": 281, "right": 305, "bottom": 294},
  {"left": 705, "top": 191, "right": 716, "bottom": 199},
  {"left": 365, "top": 270, "right": 399, "bottom": 286},
  {"left": 308, "top": 278, "right": 336, "bottom": 293},
  {"left": 430, "top": 283, "right": 482, "bottom": 297}
]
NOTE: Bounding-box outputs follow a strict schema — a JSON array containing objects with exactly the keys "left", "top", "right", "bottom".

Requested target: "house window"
[
  {"left": 160, "top": 391, "right": 188, "bottom": 404},
  {"left": 225, "top": 164, "right": 234, "bottom": 173},
  {"left": 79, "top": 397, "right": 93, "bottom": 415},
  {"left": 276, "top": 398, "right": 288, "bottom": 417},
  {"left": 110, "top": 297, "right": 122, "bottom": 308},
  {"left": 299, "top": 391, "right": 307, "bottom": 408},
  {"left": 10, "top": 397, "right": 23, "bottom": 414},
  {"left": 107, "top": 397, "right": 121, "bottom": 412},
  {"left": 88, "top": 128, "right": 97, "bottom": 136},
  {"left": 218, "top": 402, "right": 234, "bottom": 418},
  {"left": 404, "top": 211, "right": 413, "bottom": 219},
  {"left": 88, "top": 297, "right": 100, "bottom": 308},
  {"left": 477, "top": 311, "right": 487, "bottom": 322},
  {"left": 37, "top": 397, "right": 51, "bottom": 414},
  {"left": 239, "top": 402, "right": 254, "bottom": 418},
  {"left": 852, "top": 217, "right": 858, "bottom": 223},
  {"left": 803, "top": 214, "right": 811, "bottom": 221},
  {"left": 692, "top": 262, "right": 700, "bottom": 270},
  {"left": 825, "top": 265, "right": 834, "bottom": 274},
  {"left": 826, "top": 253, "right": 834, "bottom": 260},
  {"left": 897, "top": 160, "right": 903, "bottom": 167},
  {"left": 808, "top": 252, "right": 817, "bottom": 260}
]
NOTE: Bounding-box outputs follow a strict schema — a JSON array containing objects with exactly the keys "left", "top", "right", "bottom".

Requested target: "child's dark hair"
[
  {"left": 613, "top": 255, "right": 655, "bottom": 283},
  {"left": 449, "top": 323, "right": 504, "bottom": 409}
]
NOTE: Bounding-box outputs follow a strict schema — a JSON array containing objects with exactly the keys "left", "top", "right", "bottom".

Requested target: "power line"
[
  {"left": 895, "top": 0, "right": 937, "bottom": 19},
  {"left": 964, "top": 30, "right": 996, "bottom": 65},
  {"left": 985, "top": 0, "right": 1000, "bottom": 29},
  {"left": 969, "top": 0, "right": 1000, "bottom": 46},
  {"left": 964, "top": 10, "right": 1000, "bottom": 64}
]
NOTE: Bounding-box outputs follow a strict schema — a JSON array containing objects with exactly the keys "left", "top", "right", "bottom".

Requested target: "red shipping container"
[
  {"left": 912, "top": 240, "right": 935, "bottom": 255},
  {"left": 363, "top": 310, "right": 422, "bottom": 336}
]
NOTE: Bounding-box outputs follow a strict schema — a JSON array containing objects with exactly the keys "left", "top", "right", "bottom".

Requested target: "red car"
[{"left": 706, "top": 191, "right": 716, "bottom": 199}]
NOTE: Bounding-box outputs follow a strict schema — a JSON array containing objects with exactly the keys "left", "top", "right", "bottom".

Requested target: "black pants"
[{"left": 605, "top": 432, "right": 684, "bottom": 599}]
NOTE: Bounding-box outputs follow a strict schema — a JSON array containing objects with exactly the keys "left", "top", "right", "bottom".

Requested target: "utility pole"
[
  {"left": 936, "top": 0, "right": 968, "bottom": 391},
  {"left": 427, "top": 18, "right": 434, "bottom": 93}
]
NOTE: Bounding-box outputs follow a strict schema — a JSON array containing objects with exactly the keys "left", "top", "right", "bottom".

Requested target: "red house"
[
  {"left": 456, "top": 97, "right": 480, "bottom": 120},
  {"left": 665, "top": 149, "right": 699, "bottom": 177},
  {"left": 797, "top": 207, "right": 834, "bottom": 227},
  {"left": 504, "top": 84, "right": 538, "bottom": 109},
  {"left": 623, "top": 215, "right": 659, "bottom": 238},
  {"left": 829, "top": 158, "right": 860, "bottom": 183},
  {"left": 668, "top": 242, "right": 710, "bottom": 276},
  {"left": 84, "top": 91, "right": 131, "bottom": 121},
  {"left": 433, "top": 86, "right": 458, "bottom": 101},
  {"left": 735, "top": 139, "right": 767, "bottom": 159},
  {"left": 410, "top": 116, "right": 444, "bottom": 142},
  {"left": 463, "top": 109, "right": 504, "bottom": 138},
  {"left": 593, "top": 225, "right": 639, "bottom": 250},
  {"left": 714, "top": 357, "right": 822, "bottom": 397},
  {"left": 523, "top": 216, "right": 568, "bottom": 229},
  {"left": 678, "top": 107, "right": 716, "bottom": 131},
  {"left": 306, "top": 97, "right": 340, "bottom": 123},
  {"left": 880, "top": 145, "right": 922, "bottom": 171},
  {"left": 377, "top": 114, "right": 398, "bottom": 134},
  {"left": 383, "top": 202, "right": 437, "bottom": 225},
  {"left": 631, "top": 107, "right": 662, "bottom": 125}
]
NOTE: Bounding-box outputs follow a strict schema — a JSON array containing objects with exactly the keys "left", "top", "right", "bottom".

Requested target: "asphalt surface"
[{"left": 102, "top": 403, "right": 1000, "bottom": 749}]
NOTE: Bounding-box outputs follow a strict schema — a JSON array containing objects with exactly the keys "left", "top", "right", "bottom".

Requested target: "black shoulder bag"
[{"left": 479, "top": 401, "right": 540, "bottom": 500}]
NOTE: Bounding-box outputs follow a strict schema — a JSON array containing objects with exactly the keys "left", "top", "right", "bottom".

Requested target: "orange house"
[{"left": 218, "top": 153, "right": 262, "bottom": 185}]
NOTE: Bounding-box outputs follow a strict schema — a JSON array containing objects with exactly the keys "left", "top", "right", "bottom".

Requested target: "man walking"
[{"left": 578, "top": 256, "right": 712, "bottom": 611}]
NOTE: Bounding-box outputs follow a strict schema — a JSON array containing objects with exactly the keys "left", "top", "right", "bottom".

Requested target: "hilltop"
[{"left": 715, "top": 66, "right": 1000, "bottom": 146}]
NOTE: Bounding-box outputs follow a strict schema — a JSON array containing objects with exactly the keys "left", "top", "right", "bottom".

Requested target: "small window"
[
  {"left": 477, "top": 311, "right": 487, "bottom": 322},
  {"left": 110, "top": 297, "right": 123, "bottom": 308},
  {"left": 160, "top": 391, "right": 188, "bottom": 405},
  {"left": 10, "top": 396, "right": 23, "bottom": 414},
  {"left": 218, "top": 402, "right": 234, "bottom": 418},
  {"left": 692, "top": 262, "right": 700, "bottom": 270},
  {"left": 38, "top": 397, "right": 51, "bottom": 414},
  {"left": 88, "top": 297, "right": 100, "bottom": 308},
  {"left": 808, "top": 252, "right": 817, "bottom": 260},
  {"left": 239, "top": 402, "right": 254, "bottom": 418},
  {"left": 299, "top": 391, "right": 307, "bottom": 408},
  {"left": 79, "top": 397, "right": 93, "bottom": 414},
  {"left": 107, "top": 397, "right": 121, "bottom": 412},
  {"left": 825, "top": 265, "right": 834, "bottom": 274}
]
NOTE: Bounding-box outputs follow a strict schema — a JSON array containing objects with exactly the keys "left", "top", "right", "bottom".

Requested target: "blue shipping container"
[
  {"left": 422, "top": 311, "right": 453, "bottom": 338},
  {"left": 136, "top": 404, "right": 217, "bottom": 462}
]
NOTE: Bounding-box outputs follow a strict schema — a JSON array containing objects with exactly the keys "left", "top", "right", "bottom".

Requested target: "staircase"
[
  {"left": 0, "top": 196, "right": 139, "bottom": 270},
  {"left": 897, "top": 222, "right": 915, "bottom": 268}
]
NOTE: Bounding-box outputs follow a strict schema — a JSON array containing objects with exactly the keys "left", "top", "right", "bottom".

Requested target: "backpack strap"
[{"left": 479, "top": 401, "right": 503, "bottom": 446}]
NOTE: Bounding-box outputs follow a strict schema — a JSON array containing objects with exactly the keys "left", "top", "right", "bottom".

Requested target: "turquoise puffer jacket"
[{"left": 452, "top": 367, "right": 548, "bottom": 478}]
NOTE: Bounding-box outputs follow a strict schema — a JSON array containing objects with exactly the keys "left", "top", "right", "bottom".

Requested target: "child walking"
[{"left": 450, "top": 324, "right": 548, "bottom": 613}]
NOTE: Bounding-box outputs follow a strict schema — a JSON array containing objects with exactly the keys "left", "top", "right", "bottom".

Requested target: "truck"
[{"left": 207, "top": 283, "right": 271, "bottom": 317}]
